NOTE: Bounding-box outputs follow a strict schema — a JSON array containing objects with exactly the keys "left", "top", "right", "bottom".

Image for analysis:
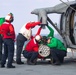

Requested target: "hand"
[
  {"left": 39, "top": 24, "right": 46, "bottom": 28},
  {"left": 46, "top": 22, "right": 48, "bottom": 26},
  {"left": 7, "top": 33, "right": 11, "bottom": 36},
  {"left": 38, "top": 23, "right": 44, "bottom": 26},
  {"left": 40, "top": 25, "right": 43, "bottom": 28},
  {"left": 40, "top": 24, "right": 46, "bottom": 26}
]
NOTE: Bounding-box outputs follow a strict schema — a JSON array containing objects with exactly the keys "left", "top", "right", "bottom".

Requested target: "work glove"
[
  {"left": 7, "top": 33, "right": 11, "bottom": 36},
  {"left": 46, "top": 22, "right": 48, "bottom": 26}
]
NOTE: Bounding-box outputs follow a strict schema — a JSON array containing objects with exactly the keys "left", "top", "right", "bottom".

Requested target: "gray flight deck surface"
[{"left": 0, "top": 49, "right": 76, "bottom": 75}]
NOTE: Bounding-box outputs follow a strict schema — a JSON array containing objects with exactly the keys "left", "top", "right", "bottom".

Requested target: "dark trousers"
[
  {"left": 1, "top": 39, "right": 14, "bottom": 67},
  {"left": 23, "top": 50, "right": 38, "bottom": 62},
  {"left": 16, "top": 33, "right": 27, "bottom": 62},
  {"left": 0, "top": 35, "right": 3, "bottom": 61},
  {"left": 50, "top": 49, "right": 67, "bottom": 63}
]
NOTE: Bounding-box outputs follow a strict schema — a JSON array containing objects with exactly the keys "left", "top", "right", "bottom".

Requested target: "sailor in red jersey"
[
  {"left": 23, "top": 26, "right": 42, "bottom": 65},
  {"left": 0, "top": 13, "right": 16, "bottom": 68},
  {"left": 0, "top": 17, "right": 5, "bottom": 64},
  {"left": 16, "top": 21, "right": 41, "bottom": 64}
]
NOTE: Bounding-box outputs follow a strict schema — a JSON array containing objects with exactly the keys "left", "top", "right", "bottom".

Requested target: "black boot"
[
  {"left": 17, "top": 61, "right": 24, "bottom": 65},
  {"left": 1, "top": 65, "right": 5, "bottom": 68},
  {"left": 53, "top": 61, "right": 61, "bottom": 65},
  {"left": 27, "top": 60, "right": 37, "bottom": 65},
  {"left": 7, "top": 65, "right": 15, "bottom": 68}
]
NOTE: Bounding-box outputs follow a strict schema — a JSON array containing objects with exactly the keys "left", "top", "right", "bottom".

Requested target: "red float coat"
[
  {"left": 24, "top": 27, "right": 42, "bottom": 52},
  {"left": 0, "top": 21, "right": 15, "bottom": 40},
  {"left": 25, "top": 38, "right": 39, "bottom": 52}
]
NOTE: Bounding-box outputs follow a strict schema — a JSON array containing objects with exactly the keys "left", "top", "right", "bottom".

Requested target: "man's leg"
[
  {"left": 16, "top": 34, "right": 27, "bottom": 64},
  {"left": 29, "top": 52, "right": 38, "bottom": 65},
  {"left": 1, "top": 40, "right": 8, "bottom": 68},
  {"left": 50, "top": 49, "right": 61, "bottom": 65},
  {"left": 7, "top": 39, "right": 15, "bottom": 68},
  {"left": 23, "top": 50, "right": 32, "bottom": 64},
  {"left": 57, "top": 50, "right": 67, "bottom": 63},
  {"left": 23, "top": 51, "right": 38, "bottom": 65},
  {"left": 0, "top": 35, "right": 3, "bottom": 62}
]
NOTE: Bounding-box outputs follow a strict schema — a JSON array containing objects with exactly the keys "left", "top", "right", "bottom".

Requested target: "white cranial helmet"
[
  {"left": 5, "top": 13, "right": 13, "bottom": 22},
  {"left": 5, "top": 15, "right": 11, "bottom": 21},
  {"left": 35, "top": 35, "right": 41, "bottom": 41}
]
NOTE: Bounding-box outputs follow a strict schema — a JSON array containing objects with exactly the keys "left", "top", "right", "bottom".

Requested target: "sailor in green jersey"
[
  {"left": 0, "top": 18, "right": 5, "bottom": 25},
  {"left": 46, "top": 37, "right": 67, "bottom": 65},
  {"left": 0, "top": 17, "right": 5, "bottom": 63}
]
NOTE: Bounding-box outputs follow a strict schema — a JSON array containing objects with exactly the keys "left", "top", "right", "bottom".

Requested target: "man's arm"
[
  {"left": 46, "top": 25, "right": 54, "bottom": 37},
  {"left": 25, "top": 21, "right": 41, "bottom": 29},
  {"left": 9, "top": 25, "right": 15, "bottom": 39}
]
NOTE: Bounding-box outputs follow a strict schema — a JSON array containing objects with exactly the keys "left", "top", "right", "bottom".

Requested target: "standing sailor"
[{"left": 0, "top": 13, "right": 16, "bottom": 68}]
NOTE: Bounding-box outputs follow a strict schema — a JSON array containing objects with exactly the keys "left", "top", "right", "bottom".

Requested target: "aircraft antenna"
[{"left": 60, "top": 0, "right": 76, "bottom": 12}]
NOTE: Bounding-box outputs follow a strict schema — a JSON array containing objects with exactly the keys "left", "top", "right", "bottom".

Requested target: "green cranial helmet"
[
  {"left": 10, "top": 13, "right": 13, "bottom": 16},
  {"left": 9, "top": 12, "right": 14, "bottom": 22}
]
